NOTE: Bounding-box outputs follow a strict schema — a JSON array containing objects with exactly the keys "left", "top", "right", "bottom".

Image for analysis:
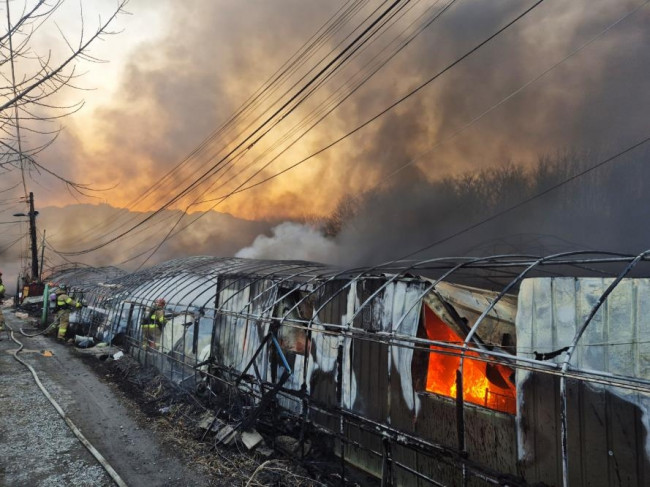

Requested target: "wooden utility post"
[
  {"left": 39, "top": 229, "right": 46, "bottom": 281},
  {"left": 28, "top": 192, "right": 39, "bottom": 282}
]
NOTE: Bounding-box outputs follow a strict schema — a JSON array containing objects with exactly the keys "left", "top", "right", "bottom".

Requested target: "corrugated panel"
[{"left": 516, "top": 277, "right": 650, "bottom": 486}]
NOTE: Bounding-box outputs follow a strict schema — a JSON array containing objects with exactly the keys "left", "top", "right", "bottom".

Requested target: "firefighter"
[
  {"left": 56, "top": 286, "right": 81, "bottom": 341},
  {"left": 0, "top": 271, "right": 5, "bottom": 335},
  {"left": 142, "top": 298, "right": 166, "bottom": 349}
]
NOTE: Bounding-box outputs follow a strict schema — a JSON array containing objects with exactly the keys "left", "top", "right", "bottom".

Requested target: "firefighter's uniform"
[
  {"left": 56, "top": 293, "right": 81, "bottom": 340},
  {"left": 142, "top": 301, "right": 166, "bottom": 349}
]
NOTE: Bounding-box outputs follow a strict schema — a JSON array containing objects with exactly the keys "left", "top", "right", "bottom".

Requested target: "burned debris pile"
[{"left": 85, "top": 349, "right": 339, "bottom": 486}]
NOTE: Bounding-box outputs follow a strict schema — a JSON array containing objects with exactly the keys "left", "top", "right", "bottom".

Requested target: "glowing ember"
[{"left": 423, "top": 305, "right": 516, "bottom": 414}]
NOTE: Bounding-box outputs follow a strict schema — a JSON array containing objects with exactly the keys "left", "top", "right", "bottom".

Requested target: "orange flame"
[{"left": 423, "top": 305, "right": 516, "bottom": 414}]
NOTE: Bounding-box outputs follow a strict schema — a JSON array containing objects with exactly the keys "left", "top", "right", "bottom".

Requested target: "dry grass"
[{"left": 103, "top": 354, "right": 326, "bottom": 486}]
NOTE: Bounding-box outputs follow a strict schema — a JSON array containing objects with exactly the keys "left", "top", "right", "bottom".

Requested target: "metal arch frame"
[
  {"left": 219, "top": 260, "right": 320, "bottom": 314},
  {"left": 208, "top": 260, "right": 306, "bottom": 373},
  {"left": 389, "top": 254, "right": 539, "bottom": 351},
  {"left": 186, "top": 260, "right": 326, "bottom": 392},
  {"left": 461, "top": 251, "right": 634, "bottom": 348},
  {"left": 139, "top": 258, "right": 229, "bottom": 371},
  {"left": 251, "top": 256, "right": 514, "bottom": 470},
  {"left": 269, "top": 255, "right": 437, "bottom": 337},
  {"left": 240, "top": 264, "right": 328, "bottom": 316},
  {"left": 129, "top": 258, "right": 228, "bottom": 355},
  {"left": 290, "top": 254, "right": 539, "bottom": 340},
  {"left": 88, "top": 257, "right": 214, "bottom": 348}
]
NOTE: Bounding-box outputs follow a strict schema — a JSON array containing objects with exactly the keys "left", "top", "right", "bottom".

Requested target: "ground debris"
[
  {"left": 241, "top": 429, "right": 264, "bottom": 450},
  {"left": 81, "top": 351, "right": 327, "bottom": 486}
]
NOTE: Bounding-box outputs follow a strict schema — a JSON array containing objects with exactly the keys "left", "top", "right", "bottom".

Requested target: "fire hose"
[
  {"left": 6, "top": 321, "right": 128, "bottom": 487},
  {"left": 19, "top": 317, "right": 58, "bottom": 337}
]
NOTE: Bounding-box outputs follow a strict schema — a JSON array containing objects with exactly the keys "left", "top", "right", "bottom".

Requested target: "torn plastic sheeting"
[{"left": 423, "top": 280, "right": 517, "bottom": 348}]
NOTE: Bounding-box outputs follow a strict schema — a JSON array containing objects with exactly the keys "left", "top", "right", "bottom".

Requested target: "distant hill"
[{"left": 0, "top": 203, "right": 278, "bottom": 287}]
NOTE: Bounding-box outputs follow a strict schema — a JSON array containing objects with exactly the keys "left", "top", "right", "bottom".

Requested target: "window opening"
[
  {"left": 422, "top": 304, "right": 516, "bottom": 414},
  {"left": 275, "top": 290, "right": 312, "bottom": 354}
]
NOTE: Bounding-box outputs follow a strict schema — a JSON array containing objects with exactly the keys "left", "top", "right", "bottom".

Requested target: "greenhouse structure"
[{"left": 49, "top": 251, "right": 650, "bottom": 486}]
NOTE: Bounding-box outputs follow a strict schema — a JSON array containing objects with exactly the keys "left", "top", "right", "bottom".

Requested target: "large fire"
[{"left": 423, "top": 305, "right": 516, "bottom": 415}]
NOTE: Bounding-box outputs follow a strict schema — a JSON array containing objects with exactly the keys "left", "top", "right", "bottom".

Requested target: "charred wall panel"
[
  {"left": 388, "top": 280, "right": 426, "bottom": 486},
  {"left": 464, "top": 406, "right": 517, "bottom": 479},
  {"left": 415, "top": 393, "right": 462, "bottom": 485},
  {"left": 345, "top": 277, "right": 388, "bottom": 479},
  {"left": 307, "top": 280, "right": 351, "bottom": 431}
]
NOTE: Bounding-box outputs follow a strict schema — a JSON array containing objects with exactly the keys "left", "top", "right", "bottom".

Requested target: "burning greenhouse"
[{"left": 48, "top": 252, "right": 650, "bottom": 486}]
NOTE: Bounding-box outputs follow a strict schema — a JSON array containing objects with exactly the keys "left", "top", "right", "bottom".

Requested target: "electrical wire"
[
  {"left": 52, "top": 0, "right": 463, "bottom": 258},
  {"left": 170, "top": 0, "right": 645, "bottom": 246},
  {"left": 103, "top": 0, "right": 549, "bottom": 265},
  {"left": 57, "top": 0, "right": 384, "bottom": 246},
  {"left": 0, "top": 234, "right": 23, "bottom": 254},
  {"left": 66, "top": 0, "right": 372, "bottom": 242}
]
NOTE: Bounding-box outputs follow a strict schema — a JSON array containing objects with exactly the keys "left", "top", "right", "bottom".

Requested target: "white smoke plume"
[{"left": 236, "top": 222, "right": 339, "bottom": 263}]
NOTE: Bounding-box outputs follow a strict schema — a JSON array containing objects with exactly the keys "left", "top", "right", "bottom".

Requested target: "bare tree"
[{"left": 0, "top": 0, "right": 128, "bottom": 193}]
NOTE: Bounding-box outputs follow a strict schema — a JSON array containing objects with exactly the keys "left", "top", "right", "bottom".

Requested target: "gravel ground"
[
  {"left": 0, "top": 309, "right": 212, "bottom": 487},
  {"left": 0, "top": 317, "right": 111, "bottom": 486}
]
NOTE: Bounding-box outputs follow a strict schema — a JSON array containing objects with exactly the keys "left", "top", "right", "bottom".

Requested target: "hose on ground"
[
  {"left": 6, "top": 321, "right": 129, "bottom": 487},
  {"left": 20, "top": 318, "right": 58, "bottom": 337}
]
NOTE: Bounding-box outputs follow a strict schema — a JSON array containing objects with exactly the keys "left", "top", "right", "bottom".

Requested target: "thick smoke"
[
  {"left": 3, "top": 1, "right": 649, "bottom": 278},
  {"left": 238, "top": 147, "right": 650, "bottom": 266},
  {"left": 236, "top": 222, "right": 339, "bottom": 262},
  {"left": 38, "top": 1, "right": 650, "bottom": 216}
]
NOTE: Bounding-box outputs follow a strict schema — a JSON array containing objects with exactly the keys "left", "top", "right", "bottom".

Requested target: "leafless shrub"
[{"left": 0, "top": 0, "right": 128, "bottom": 193}]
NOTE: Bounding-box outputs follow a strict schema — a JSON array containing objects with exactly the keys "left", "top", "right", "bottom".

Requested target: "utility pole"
[
  {"left": 28, "top": 192, "right": 38, "bottom": 282},
  {"left": 39, "top": 229, "right": 46, "bottom": 281},
  {"left": 14, "top": 192, "right": 40, "bottom": 282}
]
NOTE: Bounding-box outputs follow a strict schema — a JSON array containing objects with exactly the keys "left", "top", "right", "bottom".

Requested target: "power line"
[
  {"left": 203, "top": 0, "right": 548, "bottom": 201},
  {"left": 192, "top": 0, "right": 457, "bottom": 206},
  {"left": 68, "top": 1, "right": 371, "bottom": 241},
  {"left": 53, "top": 0, "right": 397, "bottom": 251},
  {"left": 54, "top": 0, "right": 415, "bottom": 256},
  {"left": 80, "top": 0, "right": 464, "bottom": 266},
  {"left": 0, "top": 234, "right": 23, "bottom": 254},
  {"left": 219, "top": 0, "right": 649, "bottom": 201},
  {"left": 0, "top": 182, "right": 20, "bottom": 194},
  {"left": 66, "top": 0, "right": 549, "bottom": 265}
]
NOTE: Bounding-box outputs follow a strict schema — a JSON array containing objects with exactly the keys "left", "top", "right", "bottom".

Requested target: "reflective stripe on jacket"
[
  {"left": 143, "top": 308, "right": 165, "bottom": 329},
  {"left": 57, "top": 294, "right": 74, "bottom": 309}
]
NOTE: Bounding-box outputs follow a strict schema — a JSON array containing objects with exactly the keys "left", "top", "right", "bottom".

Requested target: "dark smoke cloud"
[
  {"left": 39, "top": 0, "right": 650, "bottom": 211},
  {"left": 240, "top": 147, "right": 650, "bottom": 268},
  {"left": 333, "top": 148, "right": 650, "bottom": 266},
  {"left": 4, "top": 1, "right": 649, "bottom": 277}
]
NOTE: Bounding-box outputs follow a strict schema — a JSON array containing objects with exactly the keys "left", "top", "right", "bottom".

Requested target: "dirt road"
[{"left": 0, "top": 310, "right": 212, "bottom": 487}]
